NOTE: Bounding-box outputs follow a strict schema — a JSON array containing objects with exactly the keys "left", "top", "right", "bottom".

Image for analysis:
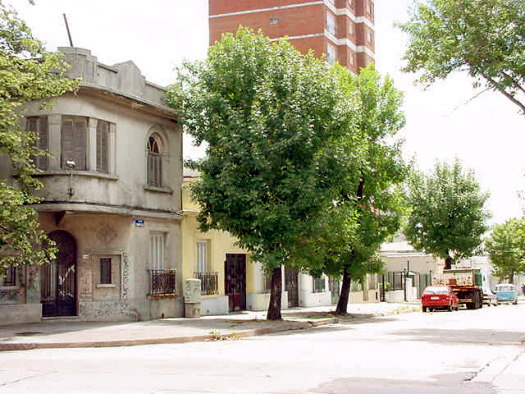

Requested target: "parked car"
[
  {"left": 483, "top": 291, "right": 499, "bottom": 306},
  {"left": 494, "top": 284, "right": 518, "bottom": 304},
  {"left": 421, "top": 286, "right": 459, "bottom": 312}
]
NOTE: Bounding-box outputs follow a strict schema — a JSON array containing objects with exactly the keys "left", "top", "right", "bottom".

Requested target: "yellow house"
[{"left": 183, "top": 170, "right": 281, "bottom": 315}]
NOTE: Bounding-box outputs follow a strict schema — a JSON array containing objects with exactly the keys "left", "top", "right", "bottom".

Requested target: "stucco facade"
[{"left": 0, "top": 48, "right": 184, "bottom": 325}]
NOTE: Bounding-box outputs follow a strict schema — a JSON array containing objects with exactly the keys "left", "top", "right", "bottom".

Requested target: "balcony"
[
  {"left": 149, "top": 269, "right": 176, "bottom": 296},
  {"left": 194, "top": 272, "right": 219, "bottom": 296}
]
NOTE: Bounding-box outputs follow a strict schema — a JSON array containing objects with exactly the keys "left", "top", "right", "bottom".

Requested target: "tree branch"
[{"left": 479, "top": 70, "right": 525, "bottom": 115}]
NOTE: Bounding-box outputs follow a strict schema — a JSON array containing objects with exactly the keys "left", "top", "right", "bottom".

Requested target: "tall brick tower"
[{"left": 209, "top": 0, "right": 375, "bottom": 72}]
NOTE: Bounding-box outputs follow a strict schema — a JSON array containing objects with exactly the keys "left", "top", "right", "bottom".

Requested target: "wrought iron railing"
[
  {"left": 194, "top": 271, "right": 219, "bottom": 295},
  {"left": 149, "top": 269, "right": 176, "bottom": 296}
]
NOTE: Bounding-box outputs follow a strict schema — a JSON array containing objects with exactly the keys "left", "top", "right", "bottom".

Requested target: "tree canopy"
[
  {"left": 0, "top": 2, "right": 77, "bottom": 273},
  {"left": 291, "top": 64, "right": 407, "bottom": 314},
  {"left": 398, "top": 0, "right": 525, "bottom": 114},
  {"left": 485, "top": 218, "right": 525, "bottom": 283},
  {"left": 405, "top": 160, "right": 490, "bottom": 269},
  {"left": 168, "top": 28, "right": 360, "bottom": 319}
]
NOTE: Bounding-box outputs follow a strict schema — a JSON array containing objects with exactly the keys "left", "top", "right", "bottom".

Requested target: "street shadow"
[
  {"left": 388, "top": 327, "right": 525, "bottom": 346},
  {"left": 302, "top": 372, "right": 496, "bottom": 394}
]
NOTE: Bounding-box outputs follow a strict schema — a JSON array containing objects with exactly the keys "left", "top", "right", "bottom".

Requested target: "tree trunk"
[
  {"left": 444, "top": 256, "right": 452, "bottom": 270},
  {"left": 267, "top": 266, "right": 282, "bottom": 320},
  {"left": 509, "top": 273, "right": 514, "bottom": 284},
  {"left": 335, "top": 268, "right": 351, "bottom": 315}
]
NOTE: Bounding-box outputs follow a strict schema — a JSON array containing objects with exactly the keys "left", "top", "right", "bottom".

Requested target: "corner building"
[{"left": 209, "top": 0, "right": 375, "bottom": 72}]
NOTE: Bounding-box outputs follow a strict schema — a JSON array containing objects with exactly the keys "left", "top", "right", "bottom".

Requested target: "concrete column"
[
  {"left": 88, "top": 118, "right": 97, "bottom": 171},
  {"left": 47, "top": 114, "right": 62, "bottom": 170}
]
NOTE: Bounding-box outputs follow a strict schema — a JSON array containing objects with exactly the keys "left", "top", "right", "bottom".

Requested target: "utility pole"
[{"left": 63, "top": 13, "right": 74, "bottom": 47}]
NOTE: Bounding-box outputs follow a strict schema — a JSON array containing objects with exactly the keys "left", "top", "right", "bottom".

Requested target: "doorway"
[{"left": 41, "top": 230, "right": 77, "bottom": 317}]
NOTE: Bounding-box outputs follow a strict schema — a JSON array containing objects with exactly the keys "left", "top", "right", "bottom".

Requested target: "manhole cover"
[{"left": 15, "top": 331, "right": 43, "bottom": 336}]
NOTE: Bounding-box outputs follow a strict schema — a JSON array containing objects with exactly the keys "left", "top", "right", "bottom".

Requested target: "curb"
[
  {"left": 0, "top": 308, "right": 420, "bottom": 352},
  {"left": 0, "top": 318, "right": 339, "bottom": 352}
]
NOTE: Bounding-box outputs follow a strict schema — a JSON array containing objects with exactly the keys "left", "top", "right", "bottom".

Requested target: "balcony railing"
[
  {"left": 149, "top": 269, "right": 176, "bottom": 296},
  {"left": 194, "top": 271, "right": 218, "bottom": 295}
]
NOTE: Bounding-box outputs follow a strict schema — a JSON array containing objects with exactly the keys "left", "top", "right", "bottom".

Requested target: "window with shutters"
[
  {"left": 61, "top": 116, "right": 87, "bottom": 170},
  {"left": 196, "top": 240, "right": 209, "bottom": 273},
  {"left": 27, "top": 116, "right": 49, "bottom": 170},
  {"left": 96, "top": 120, "right": 109, "bottom": 173},
  {"left": 147, "top": 135, "right": 162, "bottom": 187},
  {"left": 149, "top": 232, "right": 166, "bottom": 270}
]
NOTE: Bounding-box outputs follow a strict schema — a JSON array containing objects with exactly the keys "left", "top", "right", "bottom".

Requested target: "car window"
[{"left": 423, "top": 287, "right": 449, "bottom": 294}]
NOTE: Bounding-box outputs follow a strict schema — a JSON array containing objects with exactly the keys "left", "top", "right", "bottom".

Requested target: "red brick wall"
[{"left": 210, "top": 4, "right": 325, "bottom": 45}]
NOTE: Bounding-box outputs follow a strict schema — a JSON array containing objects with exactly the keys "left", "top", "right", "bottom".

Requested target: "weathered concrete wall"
[
  {"left": 23, "top": 92, "right": 182, "bottom": 213},
  {"left": 200, "top": 296, "right": 229, "bottom": 316},
  {"left": 0, "top": 304, "right": 41, "bottom": 325}
]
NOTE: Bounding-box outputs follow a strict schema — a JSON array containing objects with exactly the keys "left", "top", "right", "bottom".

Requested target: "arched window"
[{"left": 147, "top": 134, "right": 162, "bottom": 187}]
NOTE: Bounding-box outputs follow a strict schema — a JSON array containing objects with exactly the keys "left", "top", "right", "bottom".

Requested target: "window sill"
[
  {"left": 34, "top": 170, "right": 119, "bottom": 181},
  {"left": 96, "top": 284, "right": 117, "bottom": 288},
  {"left": 148, "top": 293, "right": 178, "bottom": 299},
  {"left": 144, "top": 185, "right": 173, "bottom": 194}
]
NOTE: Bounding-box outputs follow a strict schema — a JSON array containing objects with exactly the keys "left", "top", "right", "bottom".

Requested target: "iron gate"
[
  {"left": 285, "top": 267, "right": 299, "bottom": 308},
  {"left": 41, "top": 231, "right": 77, "bottom": 317}
]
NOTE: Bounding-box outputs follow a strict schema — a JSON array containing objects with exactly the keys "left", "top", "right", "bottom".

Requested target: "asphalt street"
[{"left": 1, "top": 303, "right": 524, "bottom": 394}]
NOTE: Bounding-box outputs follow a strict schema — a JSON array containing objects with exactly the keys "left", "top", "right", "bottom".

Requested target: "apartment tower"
[{"left": 209, "top": 0, "right": 375, "bottom": 72}]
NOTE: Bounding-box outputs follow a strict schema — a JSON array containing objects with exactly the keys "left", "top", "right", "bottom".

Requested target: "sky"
[{"left": 8, "top": 0, "right": 525, "bottom": 224}]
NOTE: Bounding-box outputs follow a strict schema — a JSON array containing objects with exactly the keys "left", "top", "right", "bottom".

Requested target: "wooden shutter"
[
  {"left": 61, "top": 116, "right": 87, "bottom": 170},
  {"left": 37, "top": 116, "right": 49, "bottom": 170},
  {"left": 96, "top": 120, "right": 109, "bottom": 173},
  {"left": 27, "top": 116, "right": 49, "bottom": 170}
]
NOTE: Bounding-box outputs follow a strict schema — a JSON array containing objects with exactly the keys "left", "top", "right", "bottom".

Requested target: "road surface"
[{"left": 1, "top": 303, "right": 524, "bottom": 393}]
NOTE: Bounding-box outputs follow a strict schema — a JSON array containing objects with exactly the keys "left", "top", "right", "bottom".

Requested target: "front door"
[
  {"left": 225, "top": 254, "right": 246, "bottom": 312},
  {"left": 41, "top": 231, "right": 77, "bottom": 317},
  {"left": 285, "top": 267, "right": 299, "bottom": 308}
]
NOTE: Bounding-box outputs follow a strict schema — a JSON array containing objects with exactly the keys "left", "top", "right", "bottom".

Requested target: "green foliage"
[
  {"left": 485, "top": 218, "right": 525, "bottom": 282},
  {"left": 168, "top": 28, "right": 355, "bottom": 271},
  {"left": 0, "top": 2, "right": 77, "bottom": 273},
  {"left": 296, "top": 64, "right": 407, "bottom": 285},
  {"left": 406, "top": 160, "right": 490, "bottom": 265},
  {"left": 398, "top": 0, "right": 525, "bottom": 114}
]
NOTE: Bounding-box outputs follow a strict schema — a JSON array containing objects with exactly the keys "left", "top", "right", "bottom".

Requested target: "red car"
[{"left": 421, "top": 286, "right": 459, "bottom": 312}]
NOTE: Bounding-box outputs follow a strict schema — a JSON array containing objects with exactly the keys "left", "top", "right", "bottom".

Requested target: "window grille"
[
  {"left": 195, "top": 271, "right": 219, "bottom": 295},
  {"left": 149, "top": 269, "right": 176, "bottom": 295},
  {"left": 2, "top": 266, "right": 17, "bottom": 287}
]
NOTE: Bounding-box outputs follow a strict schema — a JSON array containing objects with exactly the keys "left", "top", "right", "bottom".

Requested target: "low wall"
[
  {"left": 200, "top": 296, "right": 229, "bottom": 316},
  {"left": 385, "top": 287, "right": 418, "bottom": 303},
  {"left": 246, "top": 292, "right": 289, "bottom": 311},
  {"left": 0, "top": 303, "right": 41, "bottom": 326},
  {"left": 299, "top": 291, "right": 331, "bottom": 307}
]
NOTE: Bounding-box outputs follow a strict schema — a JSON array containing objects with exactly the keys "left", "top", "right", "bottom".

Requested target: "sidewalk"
[{"left": 0, "top": 302, "right": 420, "bottom": 351}]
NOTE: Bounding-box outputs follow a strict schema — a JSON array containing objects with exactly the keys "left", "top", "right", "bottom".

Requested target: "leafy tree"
[
  {"left": 485, "top": 218, "right": 525, "bottom": 283},
  {"left": 398, "top": 0, "right": 525, "bottom": 114},
  {"left": 406, "top": 160, "right": 490, "bottom": 270},
  {"left": 292, "top": 65, "right": 407, "bottom": 315},
  {"left": 168, "top": 28, "right": 357, "bottom": 320},
  {"left": 0, "top": 3, "right": 77, "bottom": 274}
]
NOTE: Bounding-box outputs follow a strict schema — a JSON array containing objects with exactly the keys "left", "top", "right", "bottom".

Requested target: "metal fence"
[
  {"left": 149, "top": 269, "right": 176, "bottom": 296},
  {"left": 194, "top": 271, "right": 219, "bottom": 295}
]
